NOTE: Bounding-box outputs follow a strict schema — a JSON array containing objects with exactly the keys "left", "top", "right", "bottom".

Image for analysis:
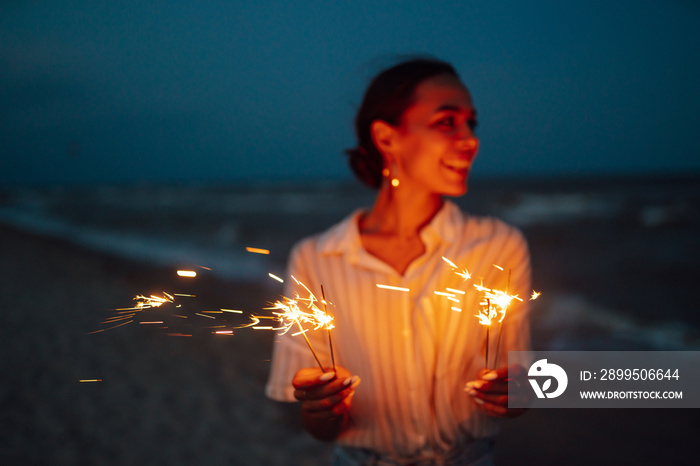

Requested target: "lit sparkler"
[
  {"left": 439, "top": 259, "right": 541, "bottom": 369},
  {"left": 237, "top": 275, "right": 336, "bottom": 372}
]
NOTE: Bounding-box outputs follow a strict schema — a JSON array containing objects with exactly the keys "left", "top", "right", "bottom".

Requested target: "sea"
[{"left": 1, "top": 174, "right": 698, "bottom": 352}]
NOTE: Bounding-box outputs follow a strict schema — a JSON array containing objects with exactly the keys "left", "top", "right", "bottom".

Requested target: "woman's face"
[{"left": 392, "top": 74, "right": 479, "bottom": 197}]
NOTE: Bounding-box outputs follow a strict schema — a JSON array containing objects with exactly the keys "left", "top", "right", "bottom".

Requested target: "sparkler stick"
[
  {"left": 261, "top": 276, "right": 335, "bottom": 372},
  {"left": 493, "top": 269, "right": 511, "bottom": 369},
  {"left": 485, "top": 299, "right": 490, "bottom": 369},
  {"left": 321, "top": 285, "right": 336, "bottom": 374},
  {"left": 295, "top": 317, "right": 325, "bottom": 371}
]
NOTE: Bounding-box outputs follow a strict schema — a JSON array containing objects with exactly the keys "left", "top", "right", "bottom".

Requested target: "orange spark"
[
  {"left": 246, "top": 247, "right": 271, "bottom": 255},
  {"left": 442, "top": 256, "right": 458, "bottom": 269},
  {"left": 268, "top": 273, "right": 284, "bottom": 283},
  {"left": 376, "top": 284, "right": 410, "bottom": 292}
]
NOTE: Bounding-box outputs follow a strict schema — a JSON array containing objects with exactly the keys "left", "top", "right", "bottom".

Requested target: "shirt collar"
[{"left": 316, "top": 200, "right": 462, "bottom": 259}]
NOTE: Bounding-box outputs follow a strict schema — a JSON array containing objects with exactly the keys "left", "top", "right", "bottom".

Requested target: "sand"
[{"left": 1, "top": 224, "right": 698, "bottom": 465}]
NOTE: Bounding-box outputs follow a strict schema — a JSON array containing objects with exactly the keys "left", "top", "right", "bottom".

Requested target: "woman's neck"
[{"left": 360, "top": 183, "right": 443, "bottom": 239}]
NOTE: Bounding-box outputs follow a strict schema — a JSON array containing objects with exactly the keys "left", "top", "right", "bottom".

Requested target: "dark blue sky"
[{"left": 2, "top": 0, "right": 699, "bottom": 186}]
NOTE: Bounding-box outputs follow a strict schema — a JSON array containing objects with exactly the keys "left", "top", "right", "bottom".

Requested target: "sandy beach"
[{"left": 1, "top": 214, "right": 698, "bottom": 465}]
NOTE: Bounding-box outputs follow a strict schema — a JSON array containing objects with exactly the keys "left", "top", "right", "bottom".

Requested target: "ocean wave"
[
  {"left": 0, "top": 207, "right": 272, "bottom": 281},
  {"left": 497, "top": 193, "right": 619, "bottom": 227},
  {"left": 534, "top": 293, "right": 700, "bottom": 351}
]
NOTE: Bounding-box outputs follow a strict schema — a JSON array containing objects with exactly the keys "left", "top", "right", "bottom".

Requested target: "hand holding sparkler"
[
  {"left": 292, "top": 365, "right": 361, "bottom": 442},
  {"left": 464, "top": 365, "right": 528, "bottom": 419}
]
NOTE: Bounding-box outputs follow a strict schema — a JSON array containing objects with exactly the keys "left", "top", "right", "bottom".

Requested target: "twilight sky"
[{"left": 2, "top": 0, "right": 699, "bottom": 186}]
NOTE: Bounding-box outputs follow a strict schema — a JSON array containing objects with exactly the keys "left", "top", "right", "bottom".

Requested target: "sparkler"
[
  {"left": 439, "top": 259, "right": 541, "bottom": 369},
  {"left": 236, "top": 275, "right": 336, "bottom": 372},
  {"left": 321, "top": 285, "right": 336, "bottom": 374},
  {"left": 474, "top": 269, "right": 520, "bottom": 369},
  {"left": 98, "top": 258, "right": 341, "bottom": 378},
  {"left": 493, "top": 269, "right": 511, "bottom": 369}
]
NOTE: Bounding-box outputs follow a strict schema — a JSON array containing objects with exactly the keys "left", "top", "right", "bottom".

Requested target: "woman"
[{"left": 266, "top": 58, "right": 531, "bottom": 465}]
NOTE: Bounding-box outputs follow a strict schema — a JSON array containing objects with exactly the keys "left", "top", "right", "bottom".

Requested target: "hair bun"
[{"left": 346, "top": 148, "right": 382, "bottom": 189}]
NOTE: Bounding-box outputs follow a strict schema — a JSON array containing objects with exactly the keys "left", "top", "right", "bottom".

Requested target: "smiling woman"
[{"left": 265, "top": 58, "right": 532, "bottom": 465}]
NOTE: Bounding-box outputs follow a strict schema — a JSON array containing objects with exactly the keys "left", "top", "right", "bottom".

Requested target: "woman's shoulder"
[
  {"left": 454, "top": 206, "right": 527, "bottom": 246},
  {"left": 289, "top": 209, "right": 363, "bottom": 260}
]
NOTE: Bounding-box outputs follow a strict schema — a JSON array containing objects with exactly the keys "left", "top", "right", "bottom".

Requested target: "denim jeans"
[{"left": 330, "top": 439, "right": 495, "bottom": 466}]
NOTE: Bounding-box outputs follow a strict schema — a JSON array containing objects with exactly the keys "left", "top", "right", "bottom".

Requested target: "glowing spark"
[
  {"left": 441, "top": 256, "right": 472, "bottom": 281},
  {"left": 98, "top": 319, "right": 133, "bottom": 332},
  {"left": 215, "top": 330, "right": 234, "bottom": 335},
  {"left": 473, "top": 282, "right": 521, "bottom": 323},
  {"left": 434, "top": 291, "right": 456, "bottom": 298},
  {"left": 133, "top": 293, "right": 174, "bottom": 309},
  {"left": 173, "top": 293, "right": 196, "bottom": 297},
  {"left": 196, "top": 313, "right": 215, "bottom": 319},
  {"left": 246, "top": 277, "right": 334, "bottom": 370},
  {"left": 177, "top": 270, "right": 197, "bottom": 277},
  {"left": 139, "top": 321, "right": 164, "bottom": 325},
  {"left": 376, "top": 284, "right": 410, "bottom": 292},
  {"left": 246, "top": 247, "right": 271, "bottom": 255},
  {"left": 474, "top": 302, "right": 499, "bottom": 326},
  {"left": 232, "top": 316, "right": 263, "bottom": 329},
  {"left": 79, "top": 379, "right": 102, "bottom": 383},
  {"left": 492, "top": 264, "right": 504, "bottom": 271},
  {"left": 264, "top": 292, "right": 334, "bottom": 335},
  {"left": 445, "top": 287, "right": 465, "bottom": 295},
  {"left": 531, "top": 290, "right": 541, "bottom": 300},
  {"left": 442, "top": 256, "right": 458, "bottom": 269},
  {"left": 220, "top": 308, "right": 243, "bottom": 314},
  {"left": 269, "top": 273, "right": 284, "bottom": 283},
  {"left": 451, "top": 307, "right": 462, "bottom": 312}
]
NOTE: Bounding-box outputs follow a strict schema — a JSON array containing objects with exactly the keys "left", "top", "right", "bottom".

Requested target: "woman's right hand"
[
  {"left": 292, "top": 365, "right": 360, "bottom": 440},
  {"left": 293, "top": 365, "right": 360, "bottom": 420}
]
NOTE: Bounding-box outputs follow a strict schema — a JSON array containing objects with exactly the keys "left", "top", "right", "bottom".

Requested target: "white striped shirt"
[{"left": 266, "top": 200, "right": 531, "bottom": 459}]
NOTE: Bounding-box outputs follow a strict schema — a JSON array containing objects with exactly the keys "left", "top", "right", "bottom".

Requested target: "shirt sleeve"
[{"left": 264, "top": 238, "right": 331, "bottom": 402}]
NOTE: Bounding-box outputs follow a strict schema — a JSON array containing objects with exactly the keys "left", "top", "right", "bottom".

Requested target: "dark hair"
[{"left": 346, "top": 58, "right": 459, "bottom": 188}]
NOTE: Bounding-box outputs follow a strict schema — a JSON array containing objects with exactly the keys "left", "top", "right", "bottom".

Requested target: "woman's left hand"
[{"left": 464, "top": 364, "right": 528, "bottom": 418}]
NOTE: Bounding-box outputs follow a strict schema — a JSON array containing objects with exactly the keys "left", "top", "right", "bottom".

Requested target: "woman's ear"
[{"left": 370, "top": 120, "right": 398, "bottom": 156}]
